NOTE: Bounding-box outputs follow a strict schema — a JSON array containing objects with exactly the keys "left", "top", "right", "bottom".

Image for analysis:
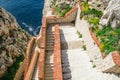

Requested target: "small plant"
[
  {"left": 80, "top": 2, "right": 103, "bottom": 21},
  {"left": 93, "top": 65, "right": 96, "bottom": 68},
  {"left": 89, "top": 17, "right": 99, "bottom": 26},
  {"left": 90, "top": 60, "right": 93, "bottom": 63},
  {"left": 77, "top": 31, "right": 82, "bottom": 38},
  {"left": 82, "top": 45, "right": 87, "bottom": 50},
  {"left": 60, "top": 4, "right": 71, "bottom": 17}
]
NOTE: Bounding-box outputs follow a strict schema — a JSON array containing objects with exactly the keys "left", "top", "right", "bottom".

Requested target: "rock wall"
[
  {"left": 43, "top": 0, "right": 79, "bottom": 17},
  {"left": 0, "top": 7, "right": 31, "bottom": 78},
  {"left": 43, "top": 0, "right": 52, "bottom": 17}
]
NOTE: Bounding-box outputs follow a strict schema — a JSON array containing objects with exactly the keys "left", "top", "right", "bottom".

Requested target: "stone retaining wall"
[{"left": 46, "top": 6, "right": 78, "bottom": 24}]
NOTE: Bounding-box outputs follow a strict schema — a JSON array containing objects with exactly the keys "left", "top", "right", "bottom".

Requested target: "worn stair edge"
[
  {"left": 24, "top": 37, "right": 36, "bottom": 77},
  {"left": 24, "top": 50, "right": 39, "bottom": 80},
  {"left": 54, "top": 24, "right": 63, "bottom": 80}
]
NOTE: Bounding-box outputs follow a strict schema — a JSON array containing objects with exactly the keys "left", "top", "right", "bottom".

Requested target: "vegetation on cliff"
[
  {"left": 0, "top": 7, "right": 31, "bottom": 79},
  {"left": 51, "top": 0, "right": 72, "bottom": 17},
  {"left": 50, "top": 0, "right": 80, "bottom": 17}
]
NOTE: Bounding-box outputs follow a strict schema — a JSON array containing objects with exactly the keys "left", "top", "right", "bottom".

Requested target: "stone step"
[
  {"left": 62, "top": 48, "right": 120, "bottom": 80},
  {"left": 45, "top": 63, "right": 54, "bottom": 65},
  {"left": 46, "top": 42, "right": 54, "bottom": 46},
  {"left": 63, "top": 73, "right": 72, "bottom": 79},
  {"left": 46, "top": 32, "right": 55, "bottom": 35},
  {"left": 45, "top": 70, "right": 54, "bottom": 74},
  {"left": 44, "top": 76, "right": 53, "bottom": 80},
  {"left": 46, "top": 37, "right": 54, "bottom": 40},
  {"left": 62, "top": 64, "right": 70, "bottom": 67},
  {"left": 61, "top": 40, "right": 83, "bottom": 50},
  {"left": 59, "top": 23, "right": 75, "bottom": 28},
  {"left": 44, "top": 73, "right": 53, "bottom": 77},
  {"left": 46, "top": 33, "right": 55, "bottom": 37},
  {"left": 46, "top": 48, "right": 54, "bottom": 51},
  {"left": 62, "top": 67, "right": 71, "bottom": 73},
  {"left": 46, "top": 40, "right": 54, "bottom": 43},
  {"left": 46, "top": 46, "right": 54, "bottom": 49},
  {"left": 46, "top": 36, "right": 54, "bottom": 39},
  {"left": 46, "top": 51, "right": 53, "bottom": 53},
  {"left": 45, "top": 65, "right": 54, "bottom": 68},
  {"left": 46, "top": 53, "right": 53, "bottom": 56},
  {"left": 60, "top": 27, "right": 77, "bottom": 35}
]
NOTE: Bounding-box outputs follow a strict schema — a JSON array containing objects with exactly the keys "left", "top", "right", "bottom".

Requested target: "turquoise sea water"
[{"left": 0, "top": 0, "right": 44, "bottom": 35}]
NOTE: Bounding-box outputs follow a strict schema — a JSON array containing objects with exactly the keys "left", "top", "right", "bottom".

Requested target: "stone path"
[{"left": 59, "top": 23, "right": 120, "bottom": 80}]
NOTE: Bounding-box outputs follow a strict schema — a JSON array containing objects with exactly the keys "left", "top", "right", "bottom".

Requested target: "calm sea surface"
[{"left": 0, "top": 0, "right": 44, "bottom": 35}]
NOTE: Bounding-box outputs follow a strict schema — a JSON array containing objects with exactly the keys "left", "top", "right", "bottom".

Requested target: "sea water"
[{"left": 0, "top": 0, "right": 44, "bottom": 35}]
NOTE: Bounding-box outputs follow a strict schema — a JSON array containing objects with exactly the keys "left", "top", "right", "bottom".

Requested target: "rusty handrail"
[
  {"left": 24, "top": 50, "right": 39, "bottom": 80},
  {"left": 24, "top": 37, "right": 36, "bottom": 77}
]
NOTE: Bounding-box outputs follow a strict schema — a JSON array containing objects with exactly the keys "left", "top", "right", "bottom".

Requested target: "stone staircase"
[
  {"left": 44, "top": 25, "right": 55, "bottom": 80},
  {"left": 24, "top": 22, "right": 120, "bottom": 80},
  {"left": 59, "top": 23, "right": 120, "bottom": 80},
  {"left": 24, "top": 3, "right": 120, "bottom": 79}
]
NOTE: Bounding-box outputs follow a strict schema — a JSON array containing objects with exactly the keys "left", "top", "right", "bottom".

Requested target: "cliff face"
[
  {"left": 0, "top": 7, "right": 31, "bottom": 78},
  {"left": 43, "top": 0, "right": 79, "bottom": 16}
]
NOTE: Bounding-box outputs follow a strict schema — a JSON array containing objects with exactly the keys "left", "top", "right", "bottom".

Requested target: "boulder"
[{"left": 100, "top": 0, "right": 120, "bottom": 28}]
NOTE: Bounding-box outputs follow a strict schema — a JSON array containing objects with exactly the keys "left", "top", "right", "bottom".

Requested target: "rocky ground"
[{"left": 0, "top": 7, "right": 31, "bottom": 78}]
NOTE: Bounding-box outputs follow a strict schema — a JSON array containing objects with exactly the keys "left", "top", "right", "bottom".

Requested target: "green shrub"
[
  {"left": 93, "top": 65, "right": 96, "bottom": 68},
  {"left": 95, "top": 25, "right": 120, "bottom": 55},
  {"left": 80, "top": 2, "right": 103, "bottom": 20},
  {"left": 82, "top": 45, "right": 87, "bottom": 50},
  {"left": 60, "top": 4, "right": 71, "bottom": 17},
  {"left": 77, "top": 31, "right": 82, "bottom": 38},
  {"left": 2, "top": 55, "right": 24, "bottom": 80},
  {"left": 88, "top": 17, "right": 100, "bottom": 26},
  {"left": 89, "top": 8, "right": 103, "bottom": 18}
]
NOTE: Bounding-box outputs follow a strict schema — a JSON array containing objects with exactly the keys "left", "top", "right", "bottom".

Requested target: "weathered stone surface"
[
  {"left": 100, "top": 0, "right": 120, "bottom": 28},
  {"left": 0, "top": 7, "right": 31, "bottom": 78},
  {"left": 101, "top": 0, "right": 110, "bottom": 7},
  {"left": 88, "top": 0, "right": 105, "bottom": 11}
]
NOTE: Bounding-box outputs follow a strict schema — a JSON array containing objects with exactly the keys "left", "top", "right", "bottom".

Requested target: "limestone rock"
[
  {"left": 0, "top": 7, "right": 31, "bottom": 78},
  {"left": 100, "top": 0, "right": 120, "bottom": 28},
  {"left": 51, "top": 0, "right": 79, "bottom": 8},
  {"left": 101, "top": 0, "right": 110, "bottom": 7}
]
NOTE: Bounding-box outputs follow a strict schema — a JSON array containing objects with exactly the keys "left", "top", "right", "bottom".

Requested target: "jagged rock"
[
  {"left": 0, "top": 65, "right": 7, "bottom": 78},
  {"left": 100, "top": 0, "right": 120, "bottom": 28},
  {"left": 0, "top": 7, "right": 31, "bottom": 78},
  {"left": 101, "top": 0, "right": 110, "bottom": 7},
  {"left": 51, "top": 0, "right": 79, "bottom": 8}
]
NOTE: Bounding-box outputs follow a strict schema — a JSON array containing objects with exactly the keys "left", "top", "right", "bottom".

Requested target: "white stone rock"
[{"left": 100, "top": 0, "right": 120, "bottom": 28}]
